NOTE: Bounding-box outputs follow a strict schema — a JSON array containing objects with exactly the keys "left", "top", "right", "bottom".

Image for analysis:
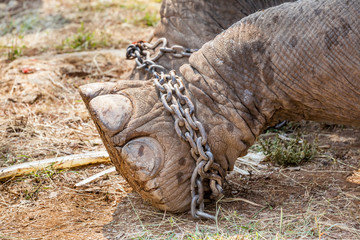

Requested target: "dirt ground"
[{"left": 0, "top": 0, "right": 359, "bottom": 239}]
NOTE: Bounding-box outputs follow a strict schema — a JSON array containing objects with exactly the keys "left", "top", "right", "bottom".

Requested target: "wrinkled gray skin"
[
  {"left": 79, "top": 0, "right": 360, "bottom": 212},
  {"left": 131, "top": 0, "right": 296, "bottom": 79}
]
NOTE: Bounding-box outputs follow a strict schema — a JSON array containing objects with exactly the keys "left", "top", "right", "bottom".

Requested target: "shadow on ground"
[{"left": 103, "top": 123, "right": 360, "bottom": 239}]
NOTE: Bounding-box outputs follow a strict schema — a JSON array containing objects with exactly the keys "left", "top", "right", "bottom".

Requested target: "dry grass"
[
  {"left": 1, "top": 156, "right": 358, "bottom": 239},
  {"left": 0, "top": 0, "right": 158, "bottom": 61},
  {"left": 0, "top": 52, "right": 134, "bottom": 168},
  {"left": 0, "top": 0, "right": 159, "bottom": 168},
  {"left": 101, "top": 160, "right": 360, "bottom": 239},
  {"left": 0, "top": 164, "right": 132, "bottom": 239},
  {"left": 0, "top": 0, "right": 161, "bottom": 166},
  {"left": 0, "top": 62, "right": 103, "bottom": 167}
]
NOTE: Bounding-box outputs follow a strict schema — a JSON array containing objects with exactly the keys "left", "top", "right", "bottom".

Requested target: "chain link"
[{"left": 126, "top": 38, "right": 225, "bottom": 220}]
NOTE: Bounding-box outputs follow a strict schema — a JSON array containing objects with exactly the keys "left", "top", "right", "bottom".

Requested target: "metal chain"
[{"left": 126, "top": 38, "right": 225, "bottom": 220}]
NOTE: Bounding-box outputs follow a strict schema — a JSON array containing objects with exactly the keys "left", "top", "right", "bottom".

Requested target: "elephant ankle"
[{"left": 179, "top": 64, "right": 262, "bottom": 171}]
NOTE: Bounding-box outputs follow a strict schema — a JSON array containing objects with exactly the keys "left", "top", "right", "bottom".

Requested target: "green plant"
[
  {"left": 28, "top": 163, "right": 64, "bottom": 181},
  {"left": 142, "top": 12, "right": 159, "bottom": 26},
  {"left": 23, "top": 187, "right": 40, "bottom": 200},
  {"left": 58, "top": 23, "right": 109, "bottom": 51},
  {"left": 132, "top": 11, "right": 160, "bottom": 27},
  {"left": 6, "top": 35, "right": 26, "bottom": 61},
  {"left": 18, "top": 167, "right": 59, "bottom": 201},
  {"left": 259, "top": 134, "right": 317, "bottom": 166}
]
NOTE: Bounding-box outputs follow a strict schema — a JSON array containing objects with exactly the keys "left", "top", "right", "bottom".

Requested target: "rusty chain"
[{"left": 126, "top": 38, "right": 225, "bottom": 220}]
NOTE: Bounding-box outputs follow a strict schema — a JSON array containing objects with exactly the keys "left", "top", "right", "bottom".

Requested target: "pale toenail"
[
  {"left": 121, "top": 137, "right": 164, "bottom": 182},
  {"left": 89, "top": 94, "right": 133, "bottom": 135}
]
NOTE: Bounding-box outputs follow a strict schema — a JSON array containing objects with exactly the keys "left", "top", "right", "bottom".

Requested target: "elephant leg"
[
  {"left": 80, "top": 0, "right": 360, "bottom": 213},
  {"left": 155, "top": 0, "right": 297, "bottom": 49},
  {"left": 131, "top": 0, "right": 296, "bottom": 79},
  {"left": 183, "top": 0, "right": 360, "bottom": 126}
]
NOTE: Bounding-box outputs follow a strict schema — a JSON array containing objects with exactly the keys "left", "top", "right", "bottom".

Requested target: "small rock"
[
  {"left": 22, "top": 93, "right": 41, "bottom": 104},
  {"left": 286, "top": 166, "right": 301, "bottom": 171},
  {"left": 49, "top": 192, "right": 58, "bottom": 198},
  {"left": 20, "top": 200, "right": 32, "bottom": 205}
]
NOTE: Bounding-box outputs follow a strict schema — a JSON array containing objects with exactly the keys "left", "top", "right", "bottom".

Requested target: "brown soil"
[
  {"left": 101, "top": 123, "right": 360, "bottom": 239},
  {"left": 0, "top": 1, "right": 359, "bottom": 239}
]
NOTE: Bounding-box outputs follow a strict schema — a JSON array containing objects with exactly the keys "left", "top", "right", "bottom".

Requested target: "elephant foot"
[{"left": 79, "top": 80, "right": 197, "bottom": 212}]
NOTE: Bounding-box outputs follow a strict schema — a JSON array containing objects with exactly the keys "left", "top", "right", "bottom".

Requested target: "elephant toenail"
[
  {"left": 121, "top": 137, "right": 164, "bottom": 182},
  {"left": 89, "top": 94, "right": 133, "bottom": 135},
  {"left": 79, "top": 82, "right": 116, "bottom": 103}
]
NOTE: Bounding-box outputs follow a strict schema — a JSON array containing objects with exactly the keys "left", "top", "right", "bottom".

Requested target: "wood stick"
[
  {"left": 75, "top": 167, "right": 116, "bottom": 187},
  {"left": 0, "top": 151, "right": 110, "bottom": 180}
]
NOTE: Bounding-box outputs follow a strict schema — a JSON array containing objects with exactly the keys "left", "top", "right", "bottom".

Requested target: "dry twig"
[{"left": 0, "top": 151, "right": 110, "bottom": 180}]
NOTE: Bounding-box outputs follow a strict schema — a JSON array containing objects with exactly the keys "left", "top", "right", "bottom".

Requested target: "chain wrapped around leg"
[{"left": 126, "top": 38, "right": 225, "bottom": 220}]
